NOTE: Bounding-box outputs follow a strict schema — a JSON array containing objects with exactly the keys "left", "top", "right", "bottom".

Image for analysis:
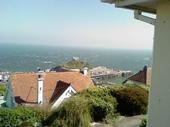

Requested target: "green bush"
[
  {"left": 44, "top": 85, "right": 148, "bottom": 126},
  {"left": 111, "top": 86, "right": 149, "bottom": 116},
  {"left": 77, "top": 87, "right": 118, "bottom": 123},
  {"left": 139, "top": 118, "right": 147, "bottom": 127},
  {"left": 0, "top": 84, "right": 6, "bottom": 96},
  {"left": 44, "top": 96, "right": 91, "bottom": 127},
  {"left": 19, "top": 122, "right": 34, "bottom": 127},
  {"left": 44, "top": 87, "right": 118, "bottom": 126},
  {"left": 0, "top": 106, "right": 48, "bottom": 127}
]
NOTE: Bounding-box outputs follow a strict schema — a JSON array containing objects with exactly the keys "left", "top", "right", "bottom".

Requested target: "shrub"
[
  {"left": 19, "top": 122, "right": 34, "bottom": 127},
  {"left": 111, "top": 86, "right": 149, "bottom": 116},
  {"left": 44, "top": 87, "right": 118, "bottom": 126},
  {"left": 0, "top": 84, "right": 6, "bottom": 96},
  {"left": 44, "top": 96, "right": 91, "bottom": 127},
  {"left": 77, "top": 87, "right": 118, "bottom": 123},
  {"left": 0, "top": 106, "right": 49, "bottom": 127},
  {"left": 140, "top": 118, "right": 147, "bottom": 127}
]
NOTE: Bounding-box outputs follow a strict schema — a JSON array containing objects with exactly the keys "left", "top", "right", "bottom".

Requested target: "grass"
[{"left": 44, "top": 96, "right": 91, "bottom": 127}]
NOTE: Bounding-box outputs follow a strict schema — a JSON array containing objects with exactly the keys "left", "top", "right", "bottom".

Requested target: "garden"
[{"left": 0, "top": 84, "right": 149, "bottom": 127}]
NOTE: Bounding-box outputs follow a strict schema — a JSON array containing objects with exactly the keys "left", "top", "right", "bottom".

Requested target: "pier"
[{"left": 90, "top": 66, "right": 132, "bottom": 80}]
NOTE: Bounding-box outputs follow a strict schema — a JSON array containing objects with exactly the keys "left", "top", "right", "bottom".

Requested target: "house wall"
[
  {"left": 51, "top": 86, "right": 76, "bottom": 109},
  {"left": 147, "top": 1, "right": 170, "bottom": 127}
]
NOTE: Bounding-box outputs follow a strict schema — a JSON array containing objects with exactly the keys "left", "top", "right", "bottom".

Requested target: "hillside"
[
  {"left": 63, "top": 58, "right": 92, "bottom": 69},
  {"left": 50, "top": 57, "right": 92, "bottom": 72}
]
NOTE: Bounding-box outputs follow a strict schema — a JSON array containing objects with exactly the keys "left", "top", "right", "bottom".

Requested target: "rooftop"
[{"left": 10, "top": 72, "right": 94, "bottom": 105}]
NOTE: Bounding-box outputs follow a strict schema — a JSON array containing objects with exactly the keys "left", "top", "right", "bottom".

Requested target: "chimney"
[
  {"left": 82, "top": 67, "right": 88, "bottom": 76},
  {"left": 37, "top": 72, "right": 44, "bottom": 105}
]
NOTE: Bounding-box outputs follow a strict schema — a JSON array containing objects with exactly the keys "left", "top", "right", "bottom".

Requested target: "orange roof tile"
[{"left": 10, "top": 72, "right": 94, "bottom": 104}]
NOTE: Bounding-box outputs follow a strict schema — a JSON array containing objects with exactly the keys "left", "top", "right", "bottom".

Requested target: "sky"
[{"left": 0, "top": 0, "right": 154, "bottom": 49}]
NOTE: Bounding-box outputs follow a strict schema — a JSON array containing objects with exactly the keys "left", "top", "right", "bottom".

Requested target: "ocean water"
[{"left": 0, "top": 44, "right": 152, "bottom": 73}]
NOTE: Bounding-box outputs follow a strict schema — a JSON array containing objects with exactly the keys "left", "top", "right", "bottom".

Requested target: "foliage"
[
  {"left": 76, "top": 87, "right": 118, "bottom": 123},
  {"left": 111, "top": 86, "right": 149, "bottom": 116},
  {"left": 107, "top": 84, "right": 149, "bottom": 92},
  {"left": 63, "top": 59, "right": 92, "bottom": 69},
  {"left": 0, "top": 106, "right": 49, "bottom": 127},
  {"left": 19, "top": 122, "right": 34, "bottom": 127},
  {"left": 44, "top": 96, "right": 91, "bottom": 127},
  {"left": 44, "top": 87, "right": 118, "bottom": 126},
  {"left": 0, "top": 84, "right": 6, "bottom": 96},
  {"left": 0, "top": 84, "right": 150, "bottom": 127},
  {"left": 139, "top": 118, "right": 147, "bottom": 127}
]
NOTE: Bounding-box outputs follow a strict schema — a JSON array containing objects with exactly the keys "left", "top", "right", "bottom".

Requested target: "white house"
[{"left": 51, "top": 83, "right": 77, "bottom": 108}]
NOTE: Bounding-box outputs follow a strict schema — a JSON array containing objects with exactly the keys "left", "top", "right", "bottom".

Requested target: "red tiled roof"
[
  {"left": 128, "top": 70, "right": 147, "bottom": 84},
  {"left": 123, "top": 66, "right": 152, "bottom": 84},
  {"left": 10, "top": 72, "right": 94, "bottom": 104}
]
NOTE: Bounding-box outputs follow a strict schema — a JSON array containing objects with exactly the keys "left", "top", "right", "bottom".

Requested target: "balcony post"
[{"left": 147, "top": 1, "right": 170, "bottom": 127}]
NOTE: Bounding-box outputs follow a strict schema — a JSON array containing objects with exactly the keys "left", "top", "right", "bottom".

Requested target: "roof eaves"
[
  {"left": 101, "top": 0, "right": 156, "bottom": 5},
  {"left": 101, "top": 0, "right": 116, "bottom": 4},
  {"left": 101, "top": 0, "right": 157, "bottom": 14},
  {"left": 123, "top": 5, "right": 156, "bottom": 14}
]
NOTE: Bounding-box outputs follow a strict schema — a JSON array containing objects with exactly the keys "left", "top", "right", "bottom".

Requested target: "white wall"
[{"left": 147, "top": 1, "right": 170, "bottom": 127}]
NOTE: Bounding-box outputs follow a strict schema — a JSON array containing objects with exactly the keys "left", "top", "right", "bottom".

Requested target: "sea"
[{"left": 0, "top": 43, "right": 152, "bottom": 74}]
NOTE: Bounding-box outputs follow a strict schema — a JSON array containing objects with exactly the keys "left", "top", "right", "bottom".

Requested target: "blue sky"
[{"left": 0, "top": 0, "right": 154, "bottom": 49}]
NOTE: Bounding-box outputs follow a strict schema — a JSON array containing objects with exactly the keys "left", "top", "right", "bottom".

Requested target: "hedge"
[
  {"left": 77, "top": 87, "right": 118, "bottom": 123},
  {"left": 111, "top": 86, "right": 149, "bottom": 116},
  {"left": 0, "top": 106, "right": 48, "bottom": 127}
]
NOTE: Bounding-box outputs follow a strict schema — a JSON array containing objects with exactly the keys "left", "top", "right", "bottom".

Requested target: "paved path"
[{"left": 92, "top": 115, "right": 145, "bottom": 127}]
